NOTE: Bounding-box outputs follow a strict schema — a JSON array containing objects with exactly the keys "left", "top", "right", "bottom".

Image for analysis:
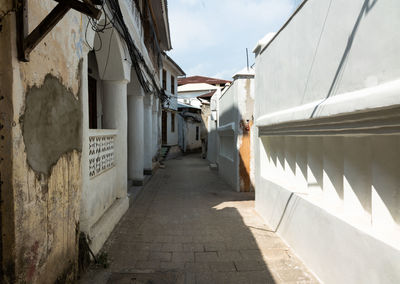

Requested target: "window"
[
  {"left": 162, "top": 69, "right": 167, "bottom": 90},
  {"left": 196, "top": 126, "right": 199, "bottom": 141},
  {"left": 171, "top": 113, "right": 175, "bottom": 132},
  {"left": 171, "top": 75, "right": 175, "bottom": 94}
]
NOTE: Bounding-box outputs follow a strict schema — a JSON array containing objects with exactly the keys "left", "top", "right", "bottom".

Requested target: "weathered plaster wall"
[
  {"left": 217, "top": 77, "right": 254, "bottom": 192},
  {"left": 237, "top": 78, "right": 254, "bottom": 192},
  {"left": 185, "top": 121, "right": 201, "bottom": 151},
  {"left": 217, "top": 85, "right": 238, "bottom": 191},
  {"left": 0, "top": 1, "right": 84, "bottom": 282},
  {"left": 0, "top": 1, "right": 16, "bottom": 282}
]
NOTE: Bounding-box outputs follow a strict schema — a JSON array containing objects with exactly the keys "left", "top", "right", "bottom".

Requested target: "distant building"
[
  {"left": 178, "top": 76, "right": 231, "bottom": 159},
  {"left": 177, "top": 103, "right": 202, "bottom": 153},
  {"left": 217, "top": 67, "right": 255, "bottom": 192},
  {"left": 161, "top": 53, "right": 185, "bottom": 148}
]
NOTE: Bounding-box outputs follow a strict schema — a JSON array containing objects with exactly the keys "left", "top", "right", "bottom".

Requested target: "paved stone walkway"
[{"left": 80, "top": 155, "right": 318, "bottom": 284}]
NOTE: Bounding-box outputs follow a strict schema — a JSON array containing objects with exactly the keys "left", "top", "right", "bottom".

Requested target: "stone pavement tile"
[
  {"left": 160, "top": 261, "right": 185, "bottom": 270},
  {"left": 161, "top": 243, "right": 183, "bottom": 252},
  {"left": 171, "top": 235, "right": 193, "bottom": 243},
  {"left": 184, "top": 262, "right": 210, "bottom": 273},
  {"left": 234, "top": 260, "right": 268, "bottom": 272},
  {"left": 208, "top": 261, "right": 237, "bottom": 272},
  {"left": 109, "top": 250, "right": 149, "bottom": 266},
  {"left": 183, "top": 243, "right": 204, "bottom": 252},
  {"left": 148, "top": 252, "right": 172, "bottom": 262},
  {"left": 235, "top": 271, "right": 277, "bottom": 284},
  {"left": 261, "top": 248, "right": 291, "bottom": 261},
  {"left": 257, "top": 238, "right": 288, "bottom": 249},
  {"left": 108, "top": 255, "right": 136, "bottom": 272},
  {"left": 225, "top": 240, "right": 259, "bottom": 250},
  {"left": 217, "top": 250, "right": 242, "bottom": 261},
  {"left": 152, "top": 235, "right": 175, "bottom": 243},
  {"left": 171, "top": 252, "right": 194, "bottom": 262},
  {"left": 134, "top": 260, "right": 160, "bottom": 270},
  {"left": 195, "top": 251, "right": 219, "bottom": 262},
  {"left": 83, "top": 155, "right": 318, "bottom": 284},
  {"left": 276, "top": 267, "right": 314, "bottom": 282},
  {"left": 239, "top": 249, "right": 264, "bottom": 261},
  {"left": 195, "top": 272, "right": 234, "bottom": 284},
  {"left": 204, "top": 242, "right": 226, "bottom": 252},
  {"left": 184, "top": 272, "right": 196, "bottom": 284},
  {"left": 268, "top": 257, "right": 305, "bottom": 271},
  {"left": 134, "top": 242, "right": 163, "bottom": 251}
]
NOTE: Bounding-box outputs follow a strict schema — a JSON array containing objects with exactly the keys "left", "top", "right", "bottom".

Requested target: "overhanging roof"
[{"left": 149, "top": 0, "right": 172, "bottom": 51}]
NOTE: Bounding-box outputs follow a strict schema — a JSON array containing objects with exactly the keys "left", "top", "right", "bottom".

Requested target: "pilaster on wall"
[
  {"left": 322, "top": 137, "right": 344, "bottom": 206},
  {"left": 143, "top": 93, "right": 154, "bottom": 173},
  {"left": 127, "top": 90, "right": 145, "bottom": 183},
  {"left": 258, "top": 130, "right": 400, "bottom": 236},
  {"left": 152, "top": 97, "right": 160, "bottom": 159},
  {"left": 343, "top": 137, "right": 371, "bottom": 220},
  {"left": 307, "top": 137, "right": 323, "bottom": 195},
  {"left": 370, "top": 136, "right": 400, "bottom": 233},
  {"left": 103, "top": 80, "right": 129, "bottom": 198}
]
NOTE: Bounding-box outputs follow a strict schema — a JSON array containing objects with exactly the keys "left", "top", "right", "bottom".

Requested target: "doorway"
[{"left": 162, "top": 111, "right": 167, "bottom": 144}]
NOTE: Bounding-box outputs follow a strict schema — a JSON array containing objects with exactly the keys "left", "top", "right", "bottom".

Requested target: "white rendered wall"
[
  {"left": 81, "top": 31, "right": 130, "bottom": 254},
  {"left": 143, "top": 94, "right": 153, "bottom": 171},
  {"left": 218, "top": 84, "right": 239, "bottom": 191},
  {"left": 185, "top": 121, "right": 202, "bottom": 151},
  {"left": 165, "top": 111, "right": 178, "bottom": 146},
  {"left": 206, "top": 87, "right": 220, "bottom": 163},
  {"left": 254, "top": 0, "right": 400, "bottom": 283},
  {"left": 217, "top": 77, "right": 254, "bottom": 192}
]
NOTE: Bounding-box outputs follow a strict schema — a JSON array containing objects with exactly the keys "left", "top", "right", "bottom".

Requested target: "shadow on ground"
[{"left": 79, "top": 154, "right": 318, "bottom": 284}]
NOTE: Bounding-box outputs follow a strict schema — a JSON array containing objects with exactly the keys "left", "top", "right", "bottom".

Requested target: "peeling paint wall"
[
  {"left": 218, "top": 76, "right": 254, "bottom": 192},
  {"left": 238, "top": 78, "right": 254, "bottom": 192},
  {"left": 0, "top": 1, "right": 16, "bottom": 282},
  {"left": 0, "top": 0, "right": 84, "bottom": 282}
]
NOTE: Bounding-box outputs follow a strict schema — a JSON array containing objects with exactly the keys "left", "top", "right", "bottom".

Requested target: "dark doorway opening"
[
  {"left": 162, "top": 111, "right": 167, "bottom": 144},
  {"left": 88, "top": 75, "right": 97, "bottom": 129}
]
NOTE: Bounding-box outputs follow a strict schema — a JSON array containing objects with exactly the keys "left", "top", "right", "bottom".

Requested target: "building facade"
[
  {"left": 177, "top": 103, "right": 202, "bottom": 153},
  {"left": 0, "top": 0, "right": 172, "bottom": 282},
  {"left": 161, "top": 53, "right": 185, "bottom": 148},
  {"left": 253, "top": 0, "right": 400, "bottom": 283},
  {"left": 177, "top": 76, "right": 230, "bottom": 158},
  {"left": 217, "top": 68, "right": 255, "bottom": 192}
]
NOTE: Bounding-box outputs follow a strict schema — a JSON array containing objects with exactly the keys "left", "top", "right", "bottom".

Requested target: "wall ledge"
[
  {"left": 218, "top": 122, "right": 235, "bottom": 136},
  {"left": 256, "top": 79, "right": 400, "bottom": 136},
  {"left": 256, "top": 80, "right": 400, "bottom": 136}
]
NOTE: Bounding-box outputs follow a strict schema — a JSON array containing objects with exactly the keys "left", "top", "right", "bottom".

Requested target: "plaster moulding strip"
[
  {"left": 256, "top": 79, "right": 400, "bottom": 136},
  {"left": 218, "top": 122, "right": 235, "bottom": 136}
]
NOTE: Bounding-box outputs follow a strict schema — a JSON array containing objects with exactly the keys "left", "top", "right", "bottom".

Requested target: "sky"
[{"left": 167, "top": 0, "right": 303, "bottom": 80}]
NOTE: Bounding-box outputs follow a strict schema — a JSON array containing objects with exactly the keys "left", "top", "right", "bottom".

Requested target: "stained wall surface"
[{"left": 0, "top": 1, "right": 84, "bottom": 282}]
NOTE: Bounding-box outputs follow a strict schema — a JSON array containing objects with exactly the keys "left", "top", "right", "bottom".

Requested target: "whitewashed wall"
[
  {"left": 218, "top": 84, "right": 239, "bottom": 191},
  {"left": 254, "top": 0, "right": 400, "bottom": 283},
  {"left": 186, "top": 121, "right": 202, "bottom": 151},
  {"left": 166, "top": 111, "right": 178, "bottom": 145},
  {"left": 81, "top": 24, "right": 130, "bottom": 255}
]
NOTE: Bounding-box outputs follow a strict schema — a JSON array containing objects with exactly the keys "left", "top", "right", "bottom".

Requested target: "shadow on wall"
[
  {"left": 213, "top": 103, "right": 254, "bottom": 193},
  {"left": 261, "top": 135, "right": 400, "bottom": 227},
  {"left": 311, "top": 0, "right": 379, "bottom": 118}
]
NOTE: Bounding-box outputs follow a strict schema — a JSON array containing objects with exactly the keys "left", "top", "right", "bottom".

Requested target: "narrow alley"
[{"left": 80, "top": 155, "right": 318, "bottom": 284}]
